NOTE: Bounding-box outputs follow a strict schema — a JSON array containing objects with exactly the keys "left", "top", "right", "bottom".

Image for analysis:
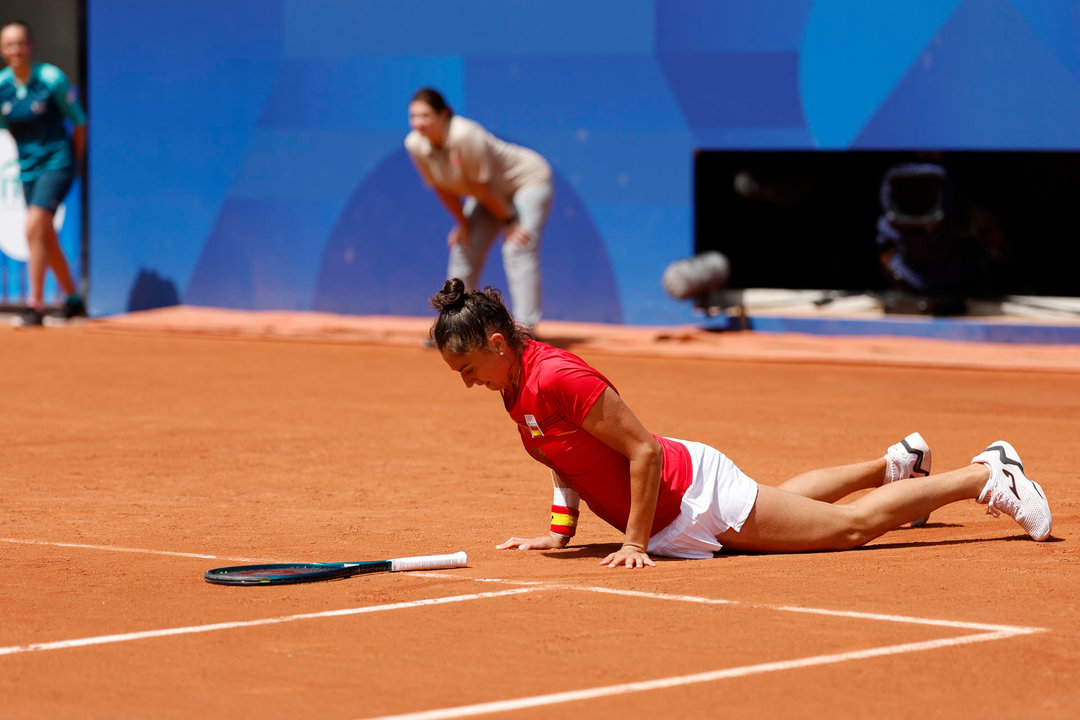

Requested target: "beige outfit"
[
  {"left": 405, "top": 115, "right": 550, "bottom": 199},
  {"left": 406, "top": 115, "right": 552, "bottom": 327}
]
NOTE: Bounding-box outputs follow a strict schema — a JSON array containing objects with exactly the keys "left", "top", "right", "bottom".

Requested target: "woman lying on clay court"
[{"left": 429, "top": 279, "right": 1053, "bottom": 568}]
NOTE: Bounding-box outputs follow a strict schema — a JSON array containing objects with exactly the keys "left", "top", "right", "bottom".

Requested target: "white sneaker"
[
  {"left": 972, "top": 441, "right": 1052, "bottom": 541},
  {"left": 884, "top": 432, "right": 933, "bottom": 526}
]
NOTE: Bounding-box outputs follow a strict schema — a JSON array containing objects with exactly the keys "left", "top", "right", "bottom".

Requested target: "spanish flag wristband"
[{"left": 550, "top": 504, "right": 579, "bottom": 538}]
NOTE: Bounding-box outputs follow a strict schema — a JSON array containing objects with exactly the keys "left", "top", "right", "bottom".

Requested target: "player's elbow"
[{"left": 630, "top": 437, "right": 664, "bottom": 474}]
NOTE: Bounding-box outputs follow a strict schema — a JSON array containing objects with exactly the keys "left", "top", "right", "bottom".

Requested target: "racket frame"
[{"left": 204, "top": 551, "right": 466, "bottom": 586}]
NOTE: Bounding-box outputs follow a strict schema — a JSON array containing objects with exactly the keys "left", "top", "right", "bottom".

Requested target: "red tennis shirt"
[{"left": 503, "top": 341, "right": 693, "bottom": 535}]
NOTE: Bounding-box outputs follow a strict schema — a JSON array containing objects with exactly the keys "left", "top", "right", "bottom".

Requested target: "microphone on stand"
[{"left": 661, "top": 251, "right": 730, "bottom": 301}]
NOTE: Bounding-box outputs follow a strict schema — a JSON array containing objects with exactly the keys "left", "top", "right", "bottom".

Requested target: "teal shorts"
[{"left": 22, "top": 165, "right": 76, "bottom": 213}]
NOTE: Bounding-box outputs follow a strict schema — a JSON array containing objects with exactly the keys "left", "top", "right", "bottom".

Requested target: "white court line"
[
  {"left": 551, "top": 585, "right": 1043, "bottom": 634},
  {"left": 4, "top": 539, "right": 1040, "bottom": 633},
  {"left": 0, "top": 588, "right": 539, "bottom": 657},
  {"left": 3, "top": 536, "right": 1048, "bottom": 719},
  {"left": 770, "top": 603, "right": 1040, "bottom": 634},
  {"left": 357, "top": 629, "right": 1035, "bottom": 720},
  {"left": 370, "top": 575, "right": 1046, "bottom": 719},
  {"left": 416, "top": 575, "right": 1044, "bottom": 634},
  {"left": 0, "top": 537, "right": 268, "bottom": 563}
]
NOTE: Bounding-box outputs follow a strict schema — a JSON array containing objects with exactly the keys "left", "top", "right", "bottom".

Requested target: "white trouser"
[{"left": 448, "top": 183, "right": 553, "bottom": 328}]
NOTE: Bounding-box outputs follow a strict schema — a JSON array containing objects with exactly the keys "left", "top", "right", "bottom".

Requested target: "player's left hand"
[
  {"left": 497, "top": 534, "right": 563, "bottom": 551},
  {"left": 504, "top": 222, "right": 532, "bottom": 246},
  {"left": 600, "top": 544, "right": 656, "bottom": 569}
]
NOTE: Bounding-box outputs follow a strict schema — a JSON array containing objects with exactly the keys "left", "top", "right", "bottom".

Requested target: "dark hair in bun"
[{"left": 429, "top": 279, "right": 532, "bottom": 354}]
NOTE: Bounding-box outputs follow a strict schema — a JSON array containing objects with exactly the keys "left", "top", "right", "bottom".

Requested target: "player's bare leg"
[
  {"left": 778, "top": 458, "right": 886, "bottom": 503},
  {"left": 26, "top": 206, "right": 76, "bottom": 305},
  {"left": 718, "top": 464, "right": 988, "bottom": 553},
  {"left": 778, "top": 434, "right": 930, "bottom": 513}
]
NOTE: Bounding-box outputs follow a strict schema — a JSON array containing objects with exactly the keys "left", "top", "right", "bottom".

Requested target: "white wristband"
[{"left": 551, "top": 472, "right": 580, "bottom": 509}]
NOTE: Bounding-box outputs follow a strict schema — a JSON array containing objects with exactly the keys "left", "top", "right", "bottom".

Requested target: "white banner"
[{"left": 0, "top": 133, "right": 65, "bottom": 263}]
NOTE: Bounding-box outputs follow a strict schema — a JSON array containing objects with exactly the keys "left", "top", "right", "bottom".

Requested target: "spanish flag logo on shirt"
[{"left": 524, "top": 414, "right": 544, "bottom": 438}]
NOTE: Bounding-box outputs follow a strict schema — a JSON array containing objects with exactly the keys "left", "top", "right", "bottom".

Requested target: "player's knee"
[
  {"left": 836, "top": 509, "right": 876, "bottom": 549},
  {"left": 502, "top": 243, "right": 539, "bottom": 270},
  {"left": 24, "top": 209, "right": 52, "bottom": 240}
]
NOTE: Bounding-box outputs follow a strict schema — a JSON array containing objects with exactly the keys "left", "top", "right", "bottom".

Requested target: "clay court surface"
[{"left": 2, "top": 310, "right": 1078, "bottom": 719}]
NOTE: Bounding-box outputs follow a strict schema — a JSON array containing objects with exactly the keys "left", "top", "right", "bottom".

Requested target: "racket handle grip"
[{"left": 390, "top": 551, "right": 468, "bottom": 572}]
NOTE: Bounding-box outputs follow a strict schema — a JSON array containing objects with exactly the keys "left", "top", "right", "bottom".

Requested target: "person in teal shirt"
[{"left": 0, "top": 20, "right": 87, "bottom": 327}]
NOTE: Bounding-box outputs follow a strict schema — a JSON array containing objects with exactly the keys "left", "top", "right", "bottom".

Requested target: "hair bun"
[{"left": 430, "top": 278, "right": 467, "bottom": 312}]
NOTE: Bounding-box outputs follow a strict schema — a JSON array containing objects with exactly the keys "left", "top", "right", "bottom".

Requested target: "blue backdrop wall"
[{"left": 87, "top": 0, "right": 1080, "bottom": 323}]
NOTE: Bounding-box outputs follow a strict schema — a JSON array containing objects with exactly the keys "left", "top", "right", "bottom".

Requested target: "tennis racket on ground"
[{"left": 204, "top": 551, "right": 467, "bottom": 586}]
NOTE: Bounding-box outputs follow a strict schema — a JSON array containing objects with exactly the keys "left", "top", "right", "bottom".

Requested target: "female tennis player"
[{"left": 430, "top": 279, "right": 1053, "bottom": 568}]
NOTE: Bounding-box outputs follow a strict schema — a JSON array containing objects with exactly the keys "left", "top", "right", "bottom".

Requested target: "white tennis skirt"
[{"left": 648, "top": 438, "right": 759, "bottom": 559}]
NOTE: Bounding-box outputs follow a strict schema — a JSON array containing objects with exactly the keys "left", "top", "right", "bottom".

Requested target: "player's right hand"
[
  {"left": 497, "top": 534, "right": 564, "bottom": 551},
  {"left": 447, "top": 222, "right": 470, "bottom": 249}
]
